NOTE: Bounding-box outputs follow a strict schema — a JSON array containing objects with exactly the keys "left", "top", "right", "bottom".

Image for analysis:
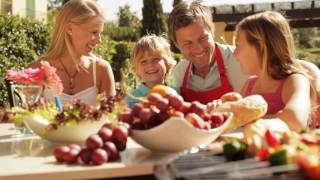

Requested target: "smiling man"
[{"left": 169, "top": 0, "right": 247, "bottom": 104}]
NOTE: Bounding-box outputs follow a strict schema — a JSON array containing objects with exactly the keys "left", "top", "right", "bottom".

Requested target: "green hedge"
[
  {"left": 0, "top": 15, "right": 51, "bottom": 106},
  {"left": 296, "top": 48, "right": 320, "bottom": 67}
]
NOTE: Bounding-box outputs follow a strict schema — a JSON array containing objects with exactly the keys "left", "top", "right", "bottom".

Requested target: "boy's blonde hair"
[
  {"left": 130, "top": 34, "right": 176, "bottom": 79},
  {"left": 42, "top": 0, "right": 105, "bottom": 67},
  {"left": 168, "top": 0, "right": 214, "bottom": 45}
]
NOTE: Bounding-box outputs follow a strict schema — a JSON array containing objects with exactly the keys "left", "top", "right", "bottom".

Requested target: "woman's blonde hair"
[
  {"left": 130, "top": 34, "right": 176, "bottom": 80},
  {"left": 168, "top": 0, "right": 214, "bottom": 45},
  {"left": 236, "top": 11, "right": 317, "bottom": 106},
  {"left": 42, "top": 0, "right": 104, "bottom": 67}
]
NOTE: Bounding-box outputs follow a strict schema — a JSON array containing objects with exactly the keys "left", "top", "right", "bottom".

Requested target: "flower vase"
[
  {"left": 11, "top": 84, "right": 43, "bottom": 135},
  {"left": 12, "top": 84, "right": 43, "bottom": 108}
]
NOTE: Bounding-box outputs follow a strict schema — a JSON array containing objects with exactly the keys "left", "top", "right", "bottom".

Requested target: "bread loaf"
[
  {"left": 212, "top": 94, "right": 268, "bottom": 132},
  {"left": 220, "top": 92, "right": 243, "bottom": 103}
]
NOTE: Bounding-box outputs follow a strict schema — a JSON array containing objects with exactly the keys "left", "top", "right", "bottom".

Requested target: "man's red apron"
[{"left": 180, "top": 44, "right": 233, "bottom": 104}]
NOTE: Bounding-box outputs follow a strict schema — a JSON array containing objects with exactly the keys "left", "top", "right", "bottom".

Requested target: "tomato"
[
  {"left": 294, "top": 152, "right": 320, "bottom": 180},
  {"left": 265, "top": 129, "right": 280, "bottom": 148},
  {"left": 256, "top": 148, "right": 269, "bottom": 161}
]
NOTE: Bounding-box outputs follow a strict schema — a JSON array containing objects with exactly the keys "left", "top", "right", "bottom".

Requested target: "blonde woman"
[
  {"left": 125, "top": 34, "right": 177, "bottom": 108},
  {"left": 29, "top": 0, "right": 115, "bottom": 106},
  {"left": 234, "top": 11, "right": 318, "bottom": 131}
]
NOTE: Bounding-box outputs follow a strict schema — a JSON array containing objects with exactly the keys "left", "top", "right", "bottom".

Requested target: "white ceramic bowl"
[
  {"left": 131, "top": 113, "right": 233, "bottom": 152},
  {"left": 23, "top": 114, "right": 107, "bottom": 144}
]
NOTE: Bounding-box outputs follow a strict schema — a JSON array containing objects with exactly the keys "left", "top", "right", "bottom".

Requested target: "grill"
[{"left": 155, "top": 150, "right": 306, "bottom": 180}]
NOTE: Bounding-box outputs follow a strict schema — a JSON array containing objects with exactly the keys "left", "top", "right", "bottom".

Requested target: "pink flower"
[
  {"left": 6, "top": 61, "right": 63, "bottom": 95},
  {"left": 40, "top": 61, "right": 63, "bottom": 96},
  {"left": 6, "top": 68, "right": 45, "bottom": 85}
]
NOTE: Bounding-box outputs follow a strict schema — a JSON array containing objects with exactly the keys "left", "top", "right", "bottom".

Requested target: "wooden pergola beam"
[
  {"left": 212, "top": 8, "right": 320, "bottom": 23},
  {"left": 224, "top": 19, "right": 320, "bottom": 31}
]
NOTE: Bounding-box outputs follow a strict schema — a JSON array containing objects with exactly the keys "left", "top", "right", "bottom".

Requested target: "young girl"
[
  {"left": 125, "top": 34, "right": 177, "bottom": 108},
  {"left": 233, "top": 11, "right": 318, "bottom": 131}
]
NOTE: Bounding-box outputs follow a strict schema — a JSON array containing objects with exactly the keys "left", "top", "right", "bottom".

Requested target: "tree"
[
  {"left": 104, "top": 5, "right": 141, "bottom": 41},
  {"left": 293, "top": 28, "right": 318, "bottom": 48},
  {"left": 118, "top": 4, "right": 141, "bottom": 29},
  {"left": 141, "top": 0, "right": 168, "bottom": 36}
]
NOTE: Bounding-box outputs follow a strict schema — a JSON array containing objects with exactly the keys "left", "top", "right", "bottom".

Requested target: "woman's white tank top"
[{"left": 44, "top": 58, "right": 98, "bottom": 106}]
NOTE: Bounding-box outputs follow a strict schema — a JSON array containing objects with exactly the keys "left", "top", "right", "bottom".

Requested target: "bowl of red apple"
[{"left": 118, "top": 85, "right": 233, "bottom": 152}]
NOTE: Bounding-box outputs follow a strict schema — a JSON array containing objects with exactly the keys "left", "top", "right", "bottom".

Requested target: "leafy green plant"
[{"left": 0, "top": 15, "right": 51, "bottom": 106}]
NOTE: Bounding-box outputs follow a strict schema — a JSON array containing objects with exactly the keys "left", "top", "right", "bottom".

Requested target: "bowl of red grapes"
[
  {"left": 22, "top": 95, "right": 125, "bottom": 144},
  {"left": 118, "top": 85, "right": 233, "bottom": 152}
]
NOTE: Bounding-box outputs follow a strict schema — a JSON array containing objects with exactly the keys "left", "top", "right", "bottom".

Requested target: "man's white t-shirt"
[{"left": 173, "top": 43, "right": 248, "bottom": 93}]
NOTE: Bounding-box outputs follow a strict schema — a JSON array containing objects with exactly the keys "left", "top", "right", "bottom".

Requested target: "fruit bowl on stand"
[
  {"left": 23, "top": 113, "right": 109, "bottom": 144},
  {"left": 130, "top": 113, "right": 233, "bottom": 153}
]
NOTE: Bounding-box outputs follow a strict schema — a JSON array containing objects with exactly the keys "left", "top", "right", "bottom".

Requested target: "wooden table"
[{"left": 0, "top": 123, "right": 179, "bottom": 180}]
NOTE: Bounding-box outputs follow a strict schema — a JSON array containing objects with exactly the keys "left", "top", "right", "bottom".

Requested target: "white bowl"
[
  {"left": 131, "top": 113, "right": 233, "bottom": 152},
  {"left": 23, "top": 114, "right": 107, "bottom": 144}
]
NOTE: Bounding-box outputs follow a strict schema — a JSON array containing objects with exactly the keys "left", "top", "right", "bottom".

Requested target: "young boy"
[{"left": 125, "top": 34, "right": 178, "bottom": 108}]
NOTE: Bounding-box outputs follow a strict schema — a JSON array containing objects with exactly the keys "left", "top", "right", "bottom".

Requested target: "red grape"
[
  {"left": 185, "top": 113, "right": 205, "bottom": 129},
  {"left": 112, "top": 125, "right": 129, "bottom": 143},
  {"left": 118, "top": 112, "right": 133, "bottom": 124},
  {"left": 221, "top": 112, "right": 230, "bottom": 122},
  {"left": 154, "top": 98, "right": 169, "bottom": 111},
  {"left": 169, "top": 110, "right": 184, "bottom": 118},
  {"left": 190, "top": 101, "right": 206, "bottom": 117},
  {"left": 119, "top": 121, "right": 130, "bottom": 130},
  {"left": 131, "top": 103, "right": 143, "bottom": 117},
  {"left": 201, "top": 112, "right": 211, "bottom": 122},
  {"left": 114, "top": 140, "right": 127, "bottom": 152},
  {"left": 54, "top": 145, "right": 70, "bottom": 163},
  {"left": 86, "top": 134, "right": 103, "bottom": 149},
  {"left": 157, "top": 111, "right": 170, "bottom": 123},
  {"left": 103, "top": 142, "right": 119, "bottom": 161},
  {"left": 210, "top": 113, "right": 224, "bottom": 125},
  {"left": 102, "top": 121, "right": 114, "bottom": 129},
  {"left": 79, "top": 147, "right": 93, "bottom": 164},
  {"left": 168, "top": 94, "right": 184, "bottom": 110},
  {"left": 91, "top": 148, "right": 108, "bottom": 165},
  {"left": 178, "top": 102, "right": 191, "bottom": 115},
  {"left": 98, "top": 127, "right": 113, "bottom": 142},
  {"left": 147, "top": 93, "right": 162, "bottom": 102},
  {"left": 68, "top": 144, "right": 81, "bottom": 151},
  {"left": 203, "top": 121, "right": 211, "bottom": 130},
  {"left": 63, "top": 148, "right": 80, "bottom": 164},
  {"left": 139, "top": 108, "right": 153, "bottom": 123}
]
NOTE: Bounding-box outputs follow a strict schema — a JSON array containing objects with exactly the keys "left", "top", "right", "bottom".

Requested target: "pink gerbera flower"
[
  {"left": 6, "top": 61, "right": 63, "bottom": 96},
  {"left": 40, "top": 61, "right": 63, "bottom": 95}
]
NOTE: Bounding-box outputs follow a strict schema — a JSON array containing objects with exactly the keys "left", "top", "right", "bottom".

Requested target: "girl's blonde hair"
[
  {"left": 42, "top": 0, "right": 105, "bottom": 67},
  {"left": 130, "top": 34, "right": 176, "bottom": 79},
  {"left": 168, "top": 0, "right": 214, "bottom": 45},
  {"left": 236, "top": 11, "right": 317, "bottom": 107}
]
